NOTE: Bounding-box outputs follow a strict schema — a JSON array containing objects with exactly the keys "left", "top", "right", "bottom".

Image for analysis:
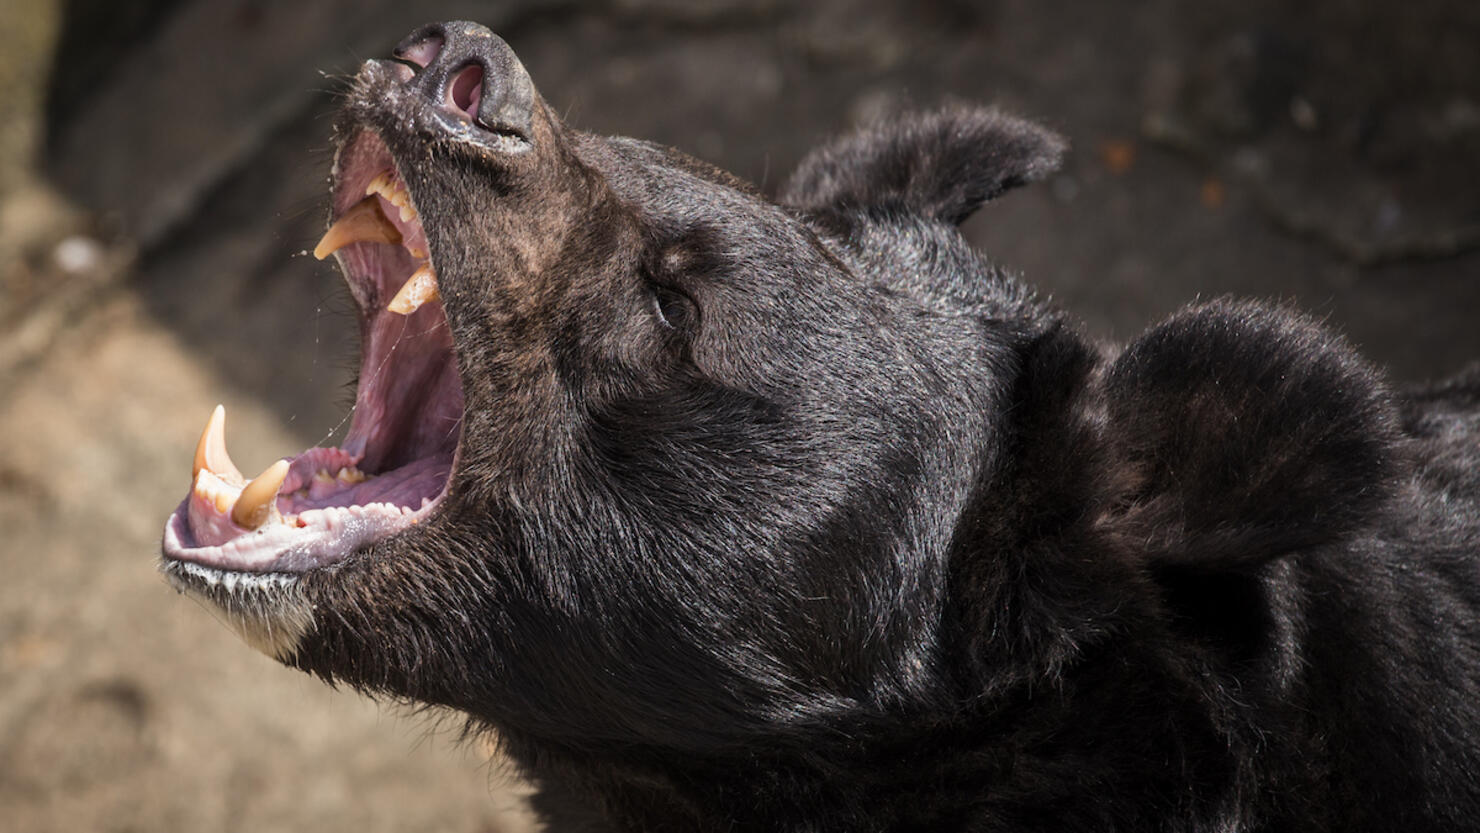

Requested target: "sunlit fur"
[
  {"left": 178, "top": 23, "right": 1480, "bottom": 832},
  {"left": 162, "top": 560, "right": 312, "bottom": 661}
]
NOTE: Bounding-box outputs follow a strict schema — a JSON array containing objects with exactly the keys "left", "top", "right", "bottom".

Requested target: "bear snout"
[{"left": 389, "top": 21, "right": 536, "bottom": 142}]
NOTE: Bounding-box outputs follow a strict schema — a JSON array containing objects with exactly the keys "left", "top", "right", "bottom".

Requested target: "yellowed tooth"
[
  {"left": 314, "top": 195, "right": 403, "bottom": 260},
  {"left": 232, "top": 459, "right": 290, "bottom": 530},
  {"left": 365, "top": 170, "right": 393, "bottom": 198},
  {"left": 194, "top": 404, "right": 245, "bottom": 483},
  {"left": 387, "top": 264, "right": 440, "bottom": 315},
  {"left": 398, "top": 203, "right": 417, "bottom": 223}
]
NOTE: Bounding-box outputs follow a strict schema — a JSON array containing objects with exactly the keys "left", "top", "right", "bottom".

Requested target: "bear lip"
[{"left": 160, "top": 130, "right": 464, "bottom": 578}]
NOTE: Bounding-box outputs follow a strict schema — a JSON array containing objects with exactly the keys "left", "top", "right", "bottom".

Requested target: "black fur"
[{"left": 279, "top": 28, "right": 1480, "bottom": 832}]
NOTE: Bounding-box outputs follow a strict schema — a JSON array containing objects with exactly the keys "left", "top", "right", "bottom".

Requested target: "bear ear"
[
  {"left": 780, "top": 105, "right": 1066, "bottom": 226},
  {"left": 1101, "top": 299, "right": 1402, "bottom": 570}
]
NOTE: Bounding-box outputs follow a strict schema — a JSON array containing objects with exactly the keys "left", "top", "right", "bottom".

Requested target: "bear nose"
[{"left": 392, "top": 21, "right": 535, "bottom": 141}]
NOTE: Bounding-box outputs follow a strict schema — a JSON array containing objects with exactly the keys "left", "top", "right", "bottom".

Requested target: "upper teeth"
[
  {"left": 365, "top": 170, "right": 417, "bottom": 221},
  {"left": 387, "top": 264, "right": 440, "bottom": 315},
  {"left": 314, "top": 168, "right": 441, "bottom": 317},
  {"left": 312, "top": 195, "right": 402, "bottom": 260}
]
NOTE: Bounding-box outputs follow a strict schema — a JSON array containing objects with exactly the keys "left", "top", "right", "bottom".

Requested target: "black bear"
[{"left": 161, "top": 21, "right": 1480, "bottom": 832}]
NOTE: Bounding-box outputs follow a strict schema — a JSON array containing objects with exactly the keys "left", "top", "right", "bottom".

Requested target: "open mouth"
[{"left": 162, "top": 131, "right": 464, "bottom": 575}]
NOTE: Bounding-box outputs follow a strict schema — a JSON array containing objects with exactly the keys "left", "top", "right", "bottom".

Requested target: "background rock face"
[{"left": 2, "top": 0, "right": 1477, "bottom": 830}]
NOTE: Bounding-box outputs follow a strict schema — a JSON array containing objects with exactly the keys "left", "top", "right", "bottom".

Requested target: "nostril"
[
  {"left": 394, "top": 35, "right": 443, "bottom": 69},
  {"left": 389, "top": 22, "right": 534, "bottom": 143},
  {"left": 448, "top": 63, "right": 484, "bottom": 122}
]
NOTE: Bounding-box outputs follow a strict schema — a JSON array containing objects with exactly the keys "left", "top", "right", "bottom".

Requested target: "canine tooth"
[
  {"left": 232, "top": 460, "right": 290, "bottom": 530},
  {"left": 194, "top": 405, "right": 244, "bottom": 483},
  {"left": 387, "top": 264, "right": 440, "bottom": 315},
  {"left": 314, "top": 195, "right": 403, "bottom": 259}
]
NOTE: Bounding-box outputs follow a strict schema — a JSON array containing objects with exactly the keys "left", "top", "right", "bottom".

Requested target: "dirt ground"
[{"left": 2, "top": 0, "right": 1477, "bottom": 831}]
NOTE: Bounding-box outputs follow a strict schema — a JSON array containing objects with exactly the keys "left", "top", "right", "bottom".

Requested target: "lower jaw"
[
  {"left": 159, "top": 445, "right": 456, "bottom": 658},
  {"left": 163, "top": 452, "right": 451, "bottom": 574}
]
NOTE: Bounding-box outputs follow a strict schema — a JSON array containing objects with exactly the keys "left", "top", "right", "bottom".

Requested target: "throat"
[{"left": 347, "top": 306, "right": 462, "bottom": 473}]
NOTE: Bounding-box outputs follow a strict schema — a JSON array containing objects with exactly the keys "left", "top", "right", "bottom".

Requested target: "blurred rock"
[
  {"left": 45, "top": 0, "right": 552, "bottom": 252},
  {"left": 1143, "top": 0, "right": 1480, "bottom": 266},
  {"left": 0, "top": 0, "right": 59, "bottom": 194}
]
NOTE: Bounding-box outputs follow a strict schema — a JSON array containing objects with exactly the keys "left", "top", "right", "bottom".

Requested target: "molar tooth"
[
  {"left": 232, "top": 460, "right": 290, "bottom": 530},
  {"left": 398, "top": 203, "right": 417, "bottom": 223},
  {"left": 386, "top": 264, "right": 440, "bottom": 315},
  {"left": 194, "top": 404, "right": 244, "bottom": 483},
  {"left": 365, "top": 170, "right": 393, "bottom": 198},
  {"left": 314, "top": 195, "right": 403, "bottom": 259}
]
